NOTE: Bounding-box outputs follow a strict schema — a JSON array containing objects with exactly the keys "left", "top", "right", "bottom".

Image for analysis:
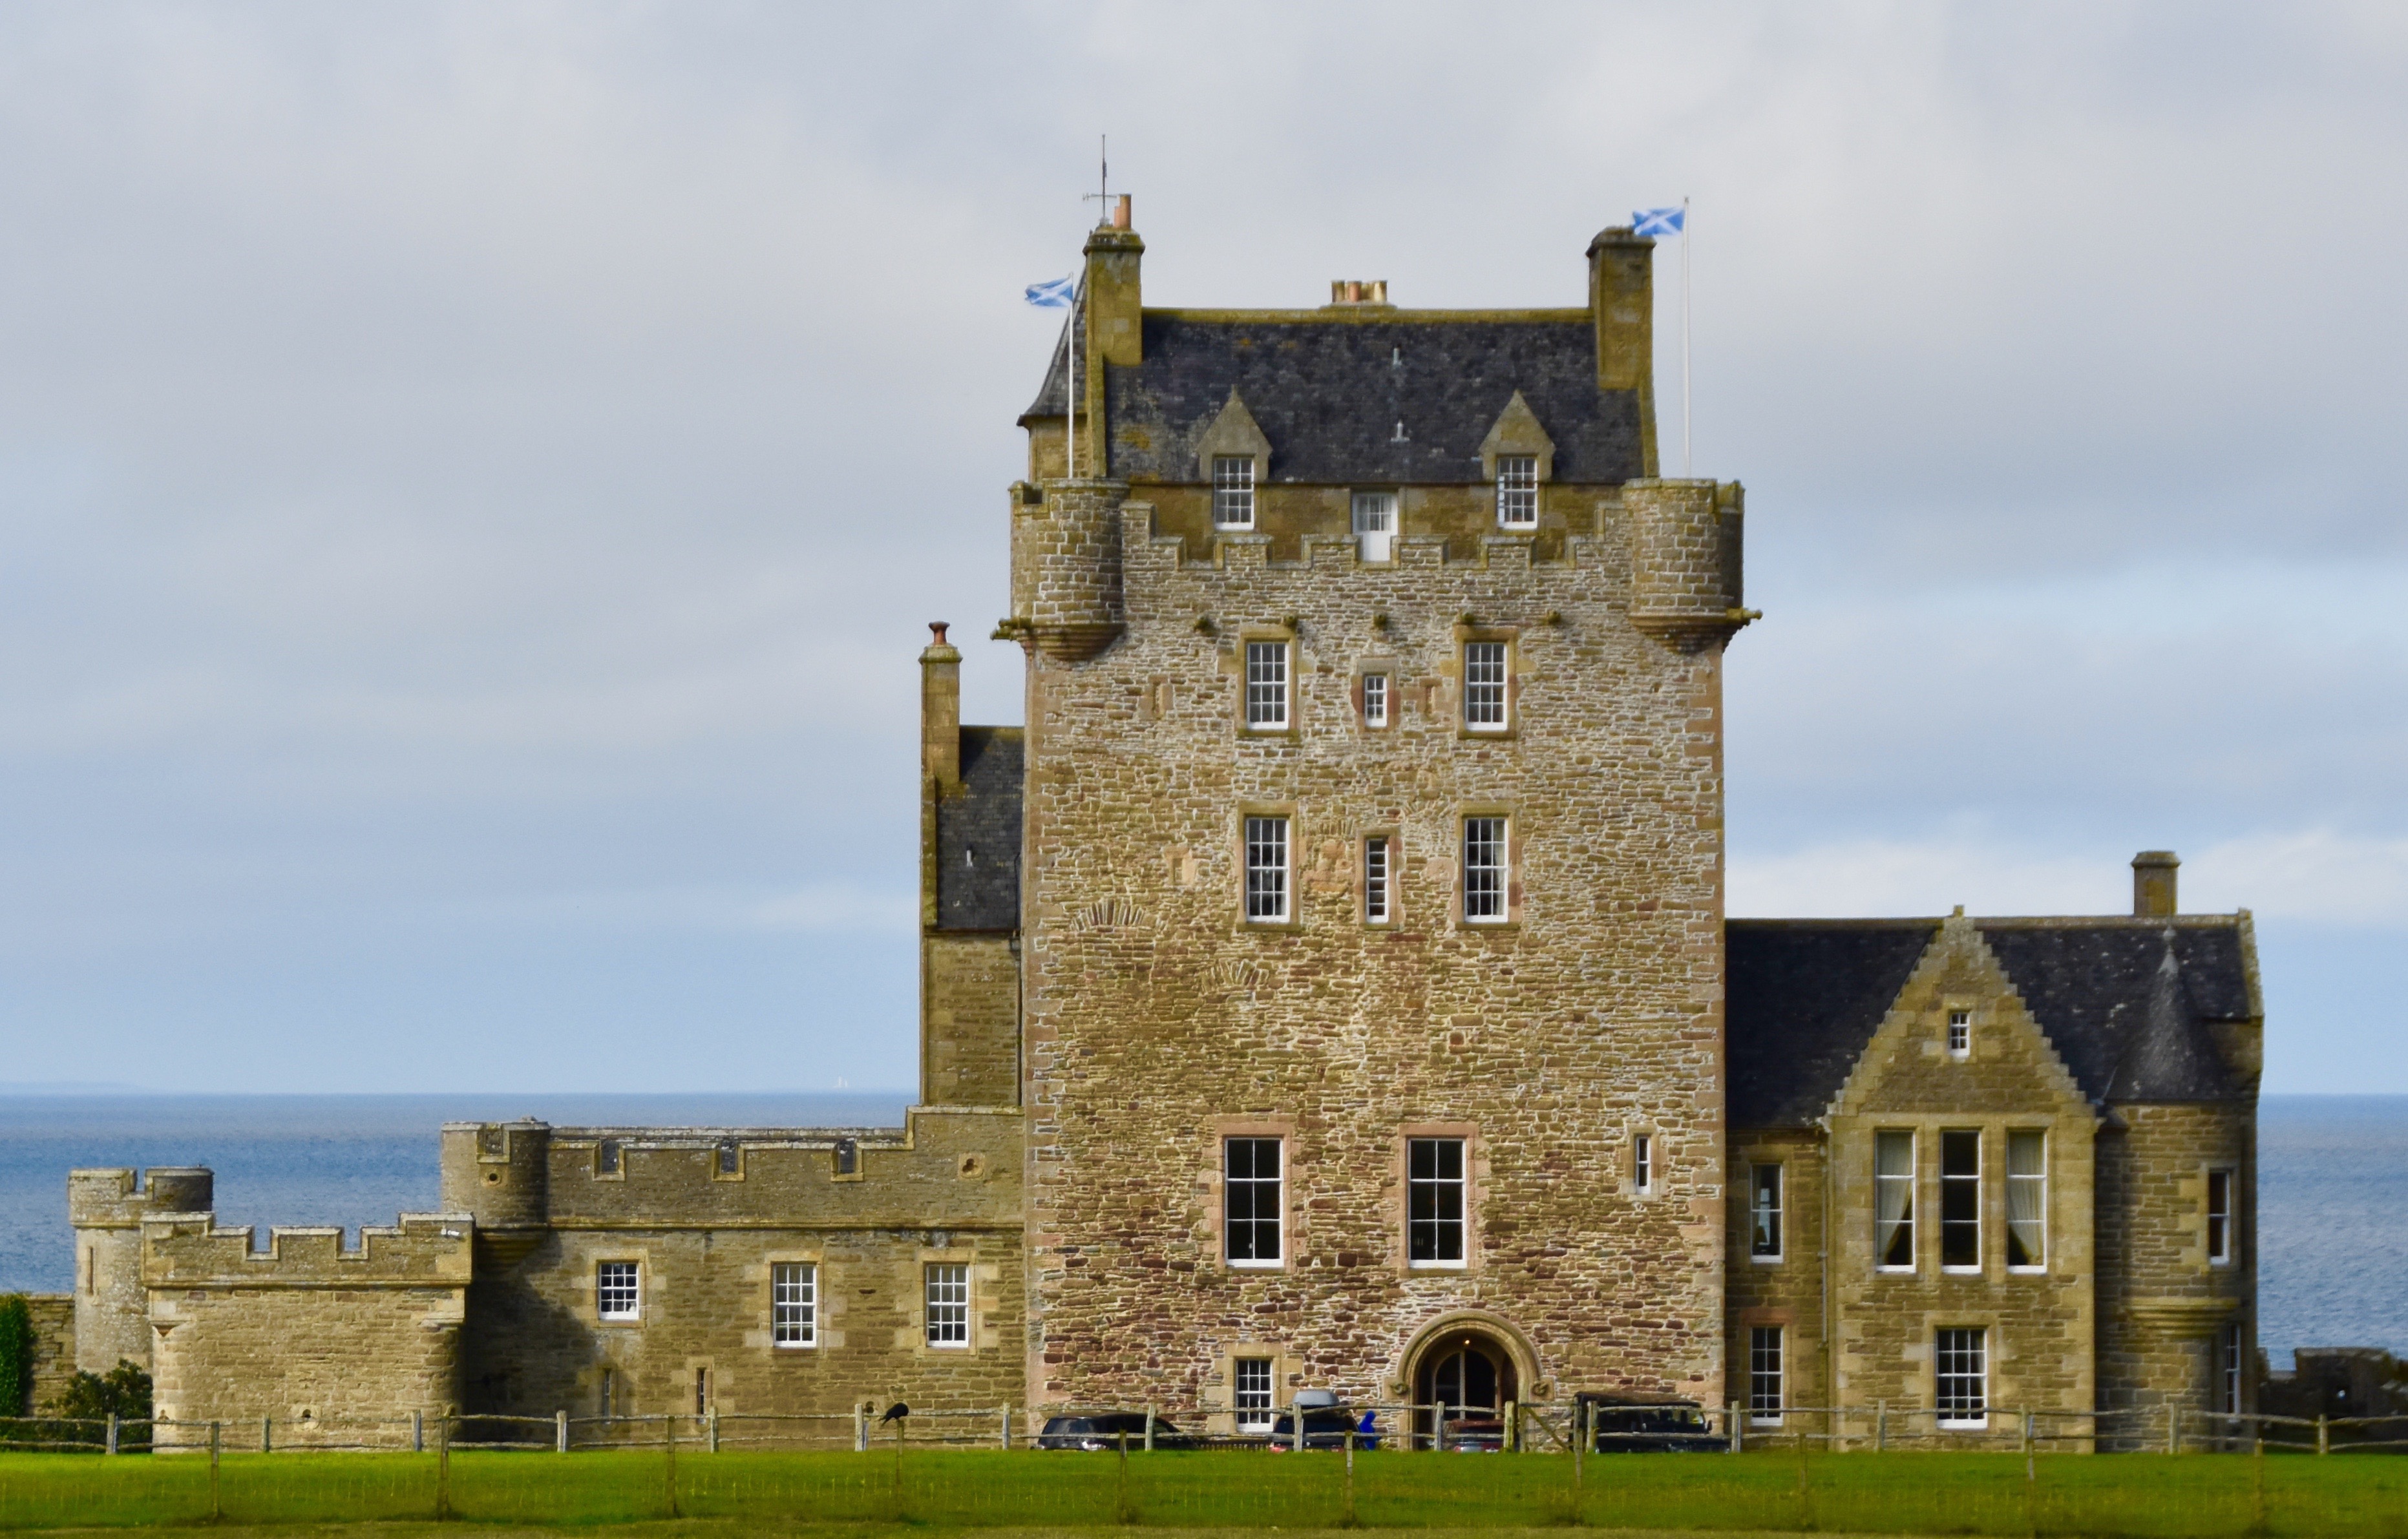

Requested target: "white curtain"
[
  {"left": 1875, "top": 1132, "right": 1914, "bottom": 1264},
  {"left": 2007, "top": 1131, "right": 2046, "bottom": 1266}
]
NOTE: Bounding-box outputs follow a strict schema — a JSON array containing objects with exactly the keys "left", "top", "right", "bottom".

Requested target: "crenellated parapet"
[{"left": 139, "top": 1212, "right": 474, "bottom": 1290}]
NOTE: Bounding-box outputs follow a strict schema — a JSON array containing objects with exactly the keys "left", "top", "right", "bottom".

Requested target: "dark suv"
[
  {"left": 1036, "top": 1413, "right": 1197, "bottom": 1450},
  {"left": 1578, "top": 1394, "right": 1723, "bottom": 1453},
  {"left": 1263, "top": 1405, "right": 1380, "bottom": 1450}
]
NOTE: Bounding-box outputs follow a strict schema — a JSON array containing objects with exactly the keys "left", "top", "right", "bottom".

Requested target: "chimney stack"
[
  {"left": 1587, "top": 226, "right": 1660, "bottom": 476},
  {"left": 2132, "top": 851, "right": 2179, "bottom": 917},
  {"left": 920, "top": 623, "right": 962, "bottom": 790}
]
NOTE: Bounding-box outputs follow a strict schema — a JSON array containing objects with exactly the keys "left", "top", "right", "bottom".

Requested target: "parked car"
[
  {"left": 1036, "top": 1412, "right": 1198, "bottom": 1450},
  {"left": 1433, "top": 1412, "right": 1505, "bottom": 1452},
  {"left": 1261, "top": 1388, "right": 1380, "bottom": 1450},
  {"left": 1577, "top": 1393, "right": 1724, "bottom": 1453}
]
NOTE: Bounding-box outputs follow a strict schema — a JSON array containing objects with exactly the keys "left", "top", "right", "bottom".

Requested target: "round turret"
[
  {"left": 1011, "top": 478, "right": 1126, "bottom": 662},
  {"left": 1623, "top": 478, "right": 1750, "bottom": 651}
]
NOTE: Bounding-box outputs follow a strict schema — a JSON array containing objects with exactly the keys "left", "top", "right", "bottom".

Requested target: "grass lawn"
[{"left": 0, "top": 1448, "right": 2402, "bottom": 1534}]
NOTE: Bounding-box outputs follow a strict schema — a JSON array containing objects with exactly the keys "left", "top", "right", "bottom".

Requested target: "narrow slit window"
[
  {"left": 1463, "top": 642, "right": 1508, "bottom": 731},
  {"left": 1935, "top": 1328, "right": 1988, "bottom": 1429},
  {"left": 1947, "top": 1010, "right": 1971, "bottom": 1058},
  {"left": 597, "top": 1261, "right": 641, "bottom": 1321},
  {"left": 1234, "top": 1357, "right": 1275, "bottom": 1432},
  {"left": 1632, "top": 1133, "right": 1654, "bottom": 1195},
  {"left": 1212, "top": 456, "right": 1256, "bottom": 529},
  {"left": 2007, "top": 1131, "right": 2047, "bottom": 1270},
  {"left": 1749, "top": 1326, "right": 1783, "bottom": 1425},
  {"left": 1245, "top": 642, "right": 1289, "bottom": 730},
  {"left": 924, "top": 1264, "right": 970, "bottom": 1348},
  {"left": 1225, "top": 1137, "right": 1283, "bottom": 1266},
  {"left": 1875, "top": 1131, "right": 1916, "bottom": 1270},
  {"left": 772, "top": 1262, "right": 817, "bottom": 1347},
  {"left": 2206, "top": 1168, "right": 2235, "bottom": 1266},
  {"left": 1408, "top": 1137, "right": 1467, "bottom": 1267},
  {"left": 1245, "top": 816, "right": 1290, "bottom": 923},
  {"left": 1361, "top": 673, "right": 1388, "bottom": 728},
  {"left": 596, "top": 1139, "right": 622, "bottom": 1176},
  {"left": 1941, "top": 1129, "right": 1981, "bottom": 1271},
  {"left": 1496, "top": 455, "right": 1538, "bottom": 527},
  {"left": 1363, "top": 836, "right": 1391, "bottom": 924},
  {"left": 1463, "top": 816, "right": 1508, "bottom": 923},
  {"left": 716, "top": 1139, "right": 741, "bottom": 1177},
  {"left": 1750, "top": 1164, "right": 1783, "bottom": 1261}
]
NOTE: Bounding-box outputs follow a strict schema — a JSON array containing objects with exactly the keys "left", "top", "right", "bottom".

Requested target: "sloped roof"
[
  {"left": 1727, "top": 916, "right": 2256, "bottom": 1127},
  {"left": 931, "top": 727, "right": 1022, "bottom": 932},
  {"left": 1026, "top": 311, "right": 1647, "bottom": 486}
]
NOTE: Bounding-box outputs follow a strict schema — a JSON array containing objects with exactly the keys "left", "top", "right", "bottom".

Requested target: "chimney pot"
[
  {"left": 1110, "top": 194, "right": 1131, "bottom": 230},
  {"left": 2132, "top": 850, "right": 2180, "bottom": 917},
  {"left": 929, "top": 622, "right": 949, "bottom": 645}
]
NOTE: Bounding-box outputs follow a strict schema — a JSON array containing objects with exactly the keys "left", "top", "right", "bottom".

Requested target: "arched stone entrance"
[{"left": 1403, "top": 1317, "right": 1531, "bottom": 1450}]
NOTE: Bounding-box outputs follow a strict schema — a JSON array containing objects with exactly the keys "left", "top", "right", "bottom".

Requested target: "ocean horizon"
[{"left": 3, "top": 1090, "right": 2398, "bottom": 1372}]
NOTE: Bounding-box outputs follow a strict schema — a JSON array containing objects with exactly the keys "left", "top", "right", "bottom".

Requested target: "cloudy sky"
[{"left": 0, "top": 2, "right": 2400, "bottom": 1095}]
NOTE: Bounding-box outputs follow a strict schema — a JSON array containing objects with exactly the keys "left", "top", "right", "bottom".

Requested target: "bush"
[
  {"left": 33, "top": 1359, "right": 153, "bottom": 1451},
  {"left": 0, "top": 1294, "right": 32, "bottom": 1417}
]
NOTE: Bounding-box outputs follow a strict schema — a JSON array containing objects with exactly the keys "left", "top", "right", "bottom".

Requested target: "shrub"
[
  {"left": 0, "top": 1295, "right": 32, "bottom": 1417},
  {"left": 35, "top": 1360, "right": 153, "bottom": 1451}
]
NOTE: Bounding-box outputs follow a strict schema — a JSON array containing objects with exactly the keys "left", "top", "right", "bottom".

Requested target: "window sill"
[
  {"left": 1227, "top": 1260, "right": 1285, "bottom": 1272},
  {"left": 772, "top": 1341, "right": 818, "bottom": 1351},
  {"left": 2007, "top": 1265, "right": 2047, "bottom": 1276},
  {"left": 1457, "top": 728, "right": 1519, "bottom": 742},
  {"left": 1750, "top": 1255, "right": 1783, "bottom": 1266},
  {"left": 1240, "top": 918, "right": 1302, "bottom": 934},
  {"left": 1408, "top": 1261, "right": 1469, "bottom": 1272},
  {"left": 1938, "top": 1419, "right": 1989, "bottom": 1431},
  {"left": 1749, "top": 1416, "right": 1784, "bottom": 1428},
  {"left": 1876, "top": 1266, "right": 1916, "bottom": 1276}
]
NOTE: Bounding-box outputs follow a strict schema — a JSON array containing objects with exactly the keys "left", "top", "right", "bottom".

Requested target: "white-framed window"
[
  {"left": 1495, "top": 455, "right": 1537, "bottom": 527},
  {"left": 2206, "top": 1167, "right": 2235, "bottom": 1266},
  {"left": 1876, "top": 1131, "right": 1916, "bottom": 1271},
  {"left": 924, "top": 1264, "right": 969, "bottom": 1348},
  {"left": 1463, "top": 642, "right": 1508, "bottom": 731},
  {"left": 1463, "top": 816, "right": 1508, "bottom": 923},
  {"left": 772, "top": 1262, "right": 817, "bottom": 1347},
  {"left": 597, "top": 1261, "right": 641, "bottom": 1321},
  {"left": 1361, "top": 672, "right": 1388, "bottom": 728},
  {"left": 2007, "top": 1131, "right": 2047, "bottom": 1271},
  {"left": 1245, "top": 641, "right": 1289, "bottom": 730},
  {"left": 1947, "top": 1009, "right": 1971, "bottom": 1058},
  {"left": 1244, "top": 816, "right": 1290, "bottom": 923},
  {"left": 1351, "top": 490, "right": 1397, "bottom": 562},
  {"left": 1750, "top": 1164, "right": 1783, "bottom": 1261},
  {"left": 1363, "top": 836, "right": 1391, "bottom": 924},
  {"left": 1749, "top": 1326, "right": 1784, "bottom": 1425},
  {"left": 1234, "top": 1357, "right": 1276, "bottom": 1432},
  {"left": 1212, "top": 456, "right": 1256, "bottom": 529},
  {"left": 2221, "top": 1323, "right": 2244, "bottom": 1416},
  {"left": 1408, "top": 1137, "right": 1467, "bottom": 1268},
  {"left": 1941, "top": 1129, "right": 1981, "bottom": 1272},
  {"left": 1935, "top": 1328, "right": 1988, "bottom": 1429},
  {"left": 1225, "top": 1137, "right": 1283, "bottom": 1266},
  {"left": 1632, "top": 1133, "right": 1654, "bottom": 1195}
]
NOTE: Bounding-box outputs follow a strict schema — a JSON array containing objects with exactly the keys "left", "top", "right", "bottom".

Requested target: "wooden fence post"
[
  {"left": 2167, "top": 1402, "right": 2180, "bottom": 1456},
  {"left": 1145, "top": 1403, "right": 1155, "bottom": 1452},
  {"left": 1876, "top": 1400, "right": 1886, "bottom": 1454},
  {"left": 1729, "top": 1401, "right": 1742, "bottom": 1453},
  {"left": 435, "top": 1415, "right": 451, "bottom": 1522},
  {"left": 105, "top": 1411, "right": 118, "bottom": 1456},
  {"left": 1000, "top": 1405, "right": 1011, "bottom": 1450},
  {"left": 555, "top": 1409, "right": 568, "bottom": 1453},
  {"left": 2318, "top": 1414, "right": 2329, "bottom": 1456},
  {"left": 663, "top": 1412, "right": 678, "bottom": 1520},
  {"left": 208, "top": 1421, "right": 222, "bottom": 1523}
]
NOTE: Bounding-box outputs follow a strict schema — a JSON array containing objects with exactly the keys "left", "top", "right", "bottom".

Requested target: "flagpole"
[
  {"left": 1067, "top": 278, "right": 1078, "bottom": 480},
  {"left": 1682, "top": 194, "right": 1692, "bottom": 478}
]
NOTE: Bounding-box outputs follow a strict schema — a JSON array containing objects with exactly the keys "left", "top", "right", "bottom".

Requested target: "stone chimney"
[
  {"left": 921, "top": 623, "right": 962, "bottom": 791},
  {"left": 1083, "top": 201, "right": 1143, "bottom": 372},
  {"left": 2133, "top": 851, "right": 2180, "bottom": 917},
  {"left": 1587, "top": 225, "right": 1660, "bottom": 477}
]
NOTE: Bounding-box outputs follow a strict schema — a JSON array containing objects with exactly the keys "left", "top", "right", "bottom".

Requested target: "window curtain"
[
  {"left": 1875, "top": 1132, "right": 1914, "bottom": 1264},
  {"left": 2007, "top": 1131, "right": 2046, "bottom": 1266}
]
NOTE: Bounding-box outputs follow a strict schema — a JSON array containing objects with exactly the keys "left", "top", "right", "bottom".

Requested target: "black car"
[
  {"left": 1263, "top": 1406, "right": 1380, "bottom": 1450},
  {"left": 1036, "top": 1412, "right": 1197, "bottom": 1450},
  {"left": 1578, "top": 1393, "right": 1724, "bottom": 1453}
]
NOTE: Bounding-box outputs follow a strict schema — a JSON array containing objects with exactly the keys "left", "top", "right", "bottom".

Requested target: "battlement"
[
  {"left": 140, "top": 1211, "right": 473, "bottom": 1288},
  {"left": 69, "top": 1166, "right": 213, "bottom": 1228}
]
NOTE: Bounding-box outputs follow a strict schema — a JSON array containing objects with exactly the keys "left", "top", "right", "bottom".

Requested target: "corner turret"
[{"left": 69, "top": 1166, "right": 212, "bottom": 1374}]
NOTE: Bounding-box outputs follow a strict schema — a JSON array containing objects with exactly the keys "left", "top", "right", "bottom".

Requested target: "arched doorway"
[{"left": 1413, "top": 1328, "right": 1519, "bottom": 1450}]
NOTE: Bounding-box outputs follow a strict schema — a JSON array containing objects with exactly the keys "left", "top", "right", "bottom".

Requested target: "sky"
[{"left": 0, "top": 1, "right": 2400, "bottom": 1095}]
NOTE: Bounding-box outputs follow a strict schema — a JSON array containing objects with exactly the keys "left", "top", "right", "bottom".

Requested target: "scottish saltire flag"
[
  {"left": 1632, "top": 207, "right": 1685, "bottom": 236},
  {"left": 1024, "top": 276, "right": 1075, "bottom": 308}
]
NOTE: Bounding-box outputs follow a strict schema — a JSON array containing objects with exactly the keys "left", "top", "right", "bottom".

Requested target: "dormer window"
[
  {"left": 1212, "top": 457, "right": 1255, "bottom": 529},
  {"left": 1496, "top": 455, "right": 1537, "bottom": 527}
]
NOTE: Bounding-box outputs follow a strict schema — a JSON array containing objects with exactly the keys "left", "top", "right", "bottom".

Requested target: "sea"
[{"left": 1, "top": 1091, "right": 2398, "bottom": 1370}]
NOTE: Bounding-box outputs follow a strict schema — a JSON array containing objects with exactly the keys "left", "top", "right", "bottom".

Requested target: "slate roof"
[
  {"left": 932, "top": 727, "right": 1022, "bottom": 932},
  {"left": 1726, "top": 917, "right": 2257, "bottom": 1127},
  {"left": 1024, "top": 308, "right": 1647, "bottom": 486}
]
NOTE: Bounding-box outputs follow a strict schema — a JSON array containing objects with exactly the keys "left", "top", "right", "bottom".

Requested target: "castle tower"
[
  {"left": 68, "top": 1166, "right": 211, "bottom": 1374},
  {"left": 1006, "top": 207, "right": 1748, "bottom": 1423}
]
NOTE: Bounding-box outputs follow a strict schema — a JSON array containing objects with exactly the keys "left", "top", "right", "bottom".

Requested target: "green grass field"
[{"left": 0, "top": 1448, "right": 2402, "bottom": 1535}]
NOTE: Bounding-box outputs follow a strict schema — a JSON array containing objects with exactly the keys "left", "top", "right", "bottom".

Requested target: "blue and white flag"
[
  {"left": 1024, "top": 275, "right": 1075, "bottom": 308},
  {"left": 1632, "top": 206, "right": 1685, "bottom": 237}
]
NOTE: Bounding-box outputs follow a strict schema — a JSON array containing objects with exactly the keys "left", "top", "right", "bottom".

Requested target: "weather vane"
[{"left": 1080, "top": 135, "right": 1110, "bottom": 224}]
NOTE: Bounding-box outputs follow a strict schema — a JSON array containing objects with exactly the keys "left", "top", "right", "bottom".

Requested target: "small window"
[
  {"left": 1632, "top": 1133, "right": 1654, "bottom": 1195},
  {"left": 924, "top": 1264, "right": 969, "bottom": 1348},
  {"left": 596, "top": 1138, "right": 622, "bottom": 1177},
  {"left": 2221, "top": 1323, "right": 2243, "bottom": 1416},
  {"left": 1244, "top": 816, "right": 1290, "bottom": 923},
  {"left": 1935, "top": 1328, "right": 1988, "bottom": 1429},
  {"left": 1225, "top": 1137, "right": 1283, "bottom": 1267},
  {"left": 1463, "top": 642, "right": 1508, "bottom": 731},
  {"left": 1361, "top": 673, "right": 1388, "bottom": 728},
  {"left": 1947, "top": 1010, "right": 1970, "bottom": 1058},
  {"left": 597, "top": 1261, "right": 641, "bottom": 1321},
  {"left": 1363, "top": 836, "right": 1391, "bottom": 924},
  {"left": 1234, "top": 1357, "right": 1276, "bottom": 1432},
  {"left": 1495, "top": 455, "right": 1537, "bottom": 527},
  {"left": 1463, "top": 817, "right": 1509, "bottom": 923},
  {"left": 1245, "top": 642, "right": 1289, "bottom": 731},
  {"left": 716, "top": 1139, "right": 741, "bottom": 1177},
  {"left": 1351, "top": 490, "right": 1397, "bottom": 562},
  {"left": 1749, "top": 1326, "right": 1784, "bottom": 1425},
  {"left": 1941, "top": 1130, "right": 1981, "bottom": 1272},
  {"left": 772, "top": 1262, "right": 817, "bottom": 1348},
  {"left": 834, "top": 1138, "right": 858, "bottom": 1176},
  {"left": 1212, "top": 456, "right": 1256, "bottom": 529},
  {"left": 1875, "top": 1131, "right": 1916, "bottom": 1271},
  {"left": 2007, "top": 1131, "right": 2046, "bottom": 1270},
  {"left": 694, "top": 1367, "right": 711, "bottom": 1414},
  {"left": 2206, "top": 1168, "right": 2235, "bottom": 1266},
  {"left": 598, "top": 1368, "right": 618, "bottom": 1419},
  {"left": 1750, "top": 1164, "right": 1783, "bottom": 1261},
  {"left": 1408, "top": 1137, "right": 1467, "bottom": 1267}
]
